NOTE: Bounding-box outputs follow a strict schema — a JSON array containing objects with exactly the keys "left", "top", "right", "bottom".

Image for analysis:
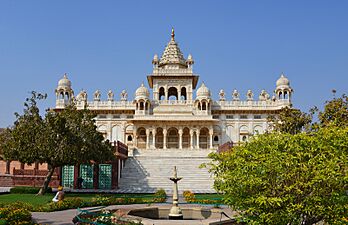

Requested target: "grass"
[
  {"left": 0, "top": 193, "right": 160, "bottom": 207},
  {"left": 195, "top": 193, "right": 223, "bottom": 200}
]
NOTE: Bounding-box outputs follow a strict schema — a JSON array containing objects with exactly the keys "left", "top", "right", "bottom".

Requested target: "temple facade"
[{"left": 55, "top": 29, "right": 293, "bottom": 153}]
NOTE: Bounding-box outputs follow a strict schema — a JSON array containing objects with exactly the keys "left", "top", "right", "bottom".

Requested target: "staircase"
[{"left": 117, "top": 149, "right": 216, "bottom": 193}]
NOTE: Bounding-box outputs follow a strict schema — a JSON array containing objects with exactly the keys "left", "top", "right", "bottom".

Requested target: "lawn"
[
  {"left": 195, "top": 193, "right": 223, "bottom": 200},
  {"left": 0, "top": 193, "right": 157, "bottom": 207}
]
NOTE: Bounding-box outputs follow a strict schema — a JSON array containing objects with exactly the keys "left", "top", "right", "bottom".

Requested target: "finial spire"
[
  {"left": 63, "top": 73, "right": 67, "bottom": 78},
  {"left": 171, "top": 27, "right": 175, "bottom": 40}
]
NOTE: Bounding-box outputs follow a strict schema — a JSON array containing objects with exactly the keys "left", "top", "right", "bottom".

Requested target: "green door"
[
  {"left": 80, "top": 164, "right": 94, "bottom": 189},
  {"left": 98, "top": 164, "right": 112, "bottom": 189},
  {"left": 62, "top": 165, "right": 74, "bottom": 188}
]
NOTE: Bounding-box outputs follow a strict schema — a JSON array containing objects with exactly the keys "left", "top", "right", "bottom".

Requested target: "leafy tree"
[
  {"left": 1, "top": 92, "right": 114, "bottom": 195},
  {"left": 319, "top": 94, "right": 348, "bottom": 127},
  {"left": 267, "top": 107, "right": 312, "bottom": 134},
  {"left": 208, "top": 126, "right": 348, "bottom": 225}
]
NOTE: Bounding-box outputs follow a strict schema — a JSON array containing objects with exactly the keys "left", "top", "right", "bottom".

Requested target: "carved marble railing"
[
  {"left": 77, "top": 101, "right": 135, "bottom": 110},
  {"left": 151, "top": 68, "right": 194, "bottom": 75},
  {"left": 153, "top": 100, "right": 194, "bottom": 105},
  {"left": 212, "top": 99, "right": 291, "bottom": 110}
]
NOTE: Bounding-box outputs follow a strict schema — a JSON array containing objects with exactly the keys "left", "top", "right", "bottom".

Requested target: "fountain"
[
  {"left": 126, "top": 166, "right": 238, "bottom": 224},
  {"left": 168, "top": 166, "right": 183, "bottom": 220}
]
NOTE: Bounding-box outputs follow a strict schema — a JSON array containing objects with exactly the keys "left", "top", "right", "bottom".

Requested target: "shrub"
[
  {"left": 153, "top": 189, "right": 166, "bottom": 203},
  {"left": 0, "top": 202, "right": 33, "bottom": 224},
  {"left": 10, "top": 186, "right": 52, "bottom": 194},
  {"left": 48, "top": 197, "right": 84, "bottom": 211},
  {"left": 183, "top": 190, "right": 196, "bottom": 203}
]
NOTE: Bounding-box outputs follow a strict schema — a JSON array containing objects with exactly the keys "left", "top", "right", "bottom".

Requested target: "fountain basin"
[{"left": 127, "top": 206, "right": 238, "bottom": 224}]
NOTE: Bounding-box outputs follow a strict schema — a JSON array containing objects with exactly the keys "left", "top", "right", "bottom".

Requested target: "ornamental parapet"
[
  {"left": 212, "top": 99, "right": 291, "bottom": 111},
  {"left": 151, "top": 68, "right": 194, "bottom": 75}
]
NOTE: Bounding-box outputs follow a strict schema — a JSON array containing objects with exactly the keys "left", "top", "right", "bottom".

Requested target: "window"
[
  {"left": 213, "top": 115, "right": 219, "bottom": 119},
  {"left": 127, "top": 115, "right": 134, "bottom": 119},
  {"left": 226, "top": 115, "right": 234, "bottom": 119},
  {"left": 214, "top": 136, "right": 219, "bottom": 142},
  {"left": 254, "top": 115, "right": 261, "bottom": 119},
  {"left": 127, "top": 135, "right": 133, "bottom": 141},
  {"left": 113, "top": 115, "right": 120, "bottom": 119},
  {"left": 242, "top": 135, "right": 247, "bottom": 141},
  {"left": 240, "top": 115, "right": 248, "bottom": 119},
  {"left": 99, "top": 114, "right": 107, "bottom": 119}
]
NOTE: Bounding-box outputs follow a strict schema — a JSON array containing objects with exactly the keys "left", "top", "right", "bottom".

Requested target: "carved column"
[
  {"left": 190, "top": 130, "right": 194, "bottom": 150},
  {"left": 165, "top": 87, "right": 168, "bottom": 100},
  {"left": 152, "top": 129, "right": 156, "bottom": 149},
  {"left": 146, "top": 129, "right": 150, "bottom": 150},
  {"left": 178, "top": 86, "right": 181, "bottom": 101},
  {"left": 209, "top": 128, "right": 214, "bottom": 149},
  {"left": 163, "top": 128, "right": 167, "bottom": 149},
  {"left": 196, "top": 130, "right": 200, "bottom": 149},
  {"left": 178, "top": 128, "right": 183, "bottom": 150}
]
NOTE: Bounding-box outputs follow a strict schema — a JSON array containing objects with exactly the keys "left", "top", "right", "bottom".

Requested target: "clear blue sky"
[{"left": 0, "top": 1, "right": 347, "bottom": 127}]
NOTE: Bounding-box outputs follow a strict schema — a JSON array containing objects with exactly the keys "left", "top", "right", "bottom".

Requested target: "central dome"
[{"left": 159, "top": 29, "right": 187, "bottom": 67}]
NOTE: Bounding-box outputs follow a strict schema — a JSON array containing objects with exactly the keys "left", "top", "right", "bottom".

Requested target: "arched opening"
[
  {"left": 127, "top": 135, "right": 133, "bottom": 141},
  {"left": 167, "top": 127, "right": 179, "bottom": 149},
  {"left": 159, "top": 87, "right": 165, "bottom": 100},
  {"left": 139, "top": 101, "right": 144, "bottom": 110},
  {"left": 214, "top": 136, "right": 219, "bottom": 142},
  {"left": 145, "top": 102, "right": 148, "bottom": 110},
  {"left": 65, "top": 92, "right": 70, "bottom": 100},
  {"left": 60, "top": 92, "right": 64, "bottom": 99},
  {"left": 199, "top": 128, "right": 209, "bottom": 149},
  {"left": 181, "top": 87, "right": 187, "bottom": 100},
  {"left": 284, "top": 91, "right": 288, "bottom": 99},
  {"left": 168, "top": 87, "right": 178, "bottom": 100},
  {"left": 137, "top": 127, "right": 146, "bottom": 149},
  {"left": 239, "top": 125, "right": 249, "bottom": 142},
  {"left": 278, "top": 91, "right": 283, "bottom": 99},
  {"left": 202, "top": 101, "right": 207, "bottom": 110},
  {"left": 254, "top": 125, "right": 263, "bottom": 135},
  {"left": 182, "top": 127, "right": 190, "bottom": 148},
  {"left": 155, "top": 128, "right": 164, "bottom": 149},
  {"left": 198, "top": 102, "right": 201, "bottom": 110}
]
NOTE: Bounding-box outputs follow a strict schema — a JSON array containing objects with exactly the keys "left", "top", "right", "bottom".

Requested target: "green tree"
[
  {"left": 1, "top": 92, "right": 114, "bottom": 195},
  {"left": 319, "top": 94, "right": 348, "bottom": 127},
  {"left": 267, "top": 107, "right": 312, "bottom": 134},
  {"left": 208, "top": 127, "right": 348, "bottom": 225}
]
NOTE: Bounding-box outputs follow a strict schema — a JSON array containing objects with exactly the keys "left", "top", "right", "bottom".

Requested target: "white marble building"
[{"left": 55, "top": 29, "right": 293, "bottom": 153}]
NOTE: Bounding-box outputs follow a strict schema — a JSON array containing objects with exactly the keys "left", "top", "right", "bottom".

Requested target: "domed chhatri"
[
  {"left": 276, "top": 73, "right": 290, "bottom": 87},
  {"left": 275, "top": 73, "right": 293, "bottom": 100},
  {"left": 58, "top": 73, "right": 71, "bottom": 88},
  {"left": 135, "top": 83, "right": 150, "bottom": 100},
  {"left": 55, "top": 73, "right": 73, "bottom": 103},
  {"left": 196, "top": 82, "right": 211, "bottom": 99}
]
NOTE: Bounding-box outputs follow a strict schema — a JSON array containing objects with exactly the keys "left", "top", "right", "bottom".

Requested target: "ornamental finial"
[{"left": 171, "top": 27, "right": 175, "bottom": 40}]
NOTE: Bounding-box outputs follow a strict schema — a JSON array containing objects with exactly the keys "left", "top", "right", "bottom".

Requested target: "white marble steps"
[{"left": 118, "top": 149, "right": 216, "bottom": 193}]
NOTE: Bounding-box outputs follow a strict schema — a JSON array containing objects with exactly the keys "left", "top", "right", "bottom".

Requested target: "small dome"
[
  {"left": 196, "top": 82, "right": 210, "bottom": 98},
  {"left": 276, "top": 73, "right": 290, "bottom": 87},
  {"left": 135, "top": 83, "right": 150, "bottom": 99},
  {"left": 58, "top": 74, "right": 71, "bottom": 88}
]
